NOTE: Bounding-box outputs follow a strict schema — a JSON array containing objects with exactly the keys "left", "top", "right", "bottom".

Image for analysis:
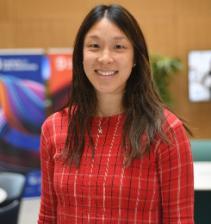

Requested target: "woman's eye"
[
  {"left": 88, "top": 43, "right": 99, "bottom": 48},
  {"left": 115, "top": 44, "right": 126, "bottom": 50}
]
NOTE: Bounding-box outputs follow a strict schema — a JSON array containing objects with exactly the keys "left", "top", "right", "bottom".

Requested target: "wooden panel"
[
  {"left": 0, "top": 0, "right": 211, "bottom": 138},
  {"left": 13, "top": 18, "right": 78, "bottom": 48},
  {"left": 0, "top": 0, "right": 13, "bottom": 22},
  {"left": 0, "top": 23, "right": 15, "bottom": 47}
]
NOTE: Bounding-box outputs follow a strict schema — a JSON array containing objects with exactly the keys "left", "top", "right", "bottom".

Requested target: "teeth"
[{"left": 97, "top": 70, "right": 116, "bottom": 76}]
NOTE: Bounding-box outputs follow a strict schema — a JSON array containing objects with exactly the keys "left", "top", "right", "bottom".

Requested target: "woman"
[{"left": 38, "top": 4, "right": 194, "bottom": 224}]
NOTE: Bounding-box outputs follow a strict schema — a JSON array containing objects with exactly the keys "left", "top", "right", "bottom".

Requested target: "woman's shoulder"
[
  {"left": 162, "top": 108, "right": 184, "bottom": 131},
  {"left": 41, "top": 107, "right": 69, "bottom": 132}
]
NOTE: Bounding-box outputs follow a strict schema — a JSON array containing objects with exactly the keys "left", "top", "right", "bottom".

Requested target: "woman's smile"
[{"left": 94, "top": 69, "right": 118, "bottom": 77}]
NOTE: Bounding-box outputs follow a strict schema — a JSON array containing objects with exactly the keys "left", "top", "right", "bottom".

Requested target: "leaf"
[{"left": 150, "top": 55, "right": 182, "bottom": 106}]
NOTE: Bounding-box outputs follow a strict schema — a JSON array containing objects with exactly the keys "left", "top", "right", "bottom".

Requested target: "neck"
[{"left": 96, "top": 93, "right": 124, "bottom": 117}]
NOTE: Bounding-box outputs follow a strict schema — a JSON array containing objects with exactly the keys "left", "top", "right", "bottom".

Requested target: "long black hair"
[{"left": 63, "top": 4, "right": 166, "bottom": 167}]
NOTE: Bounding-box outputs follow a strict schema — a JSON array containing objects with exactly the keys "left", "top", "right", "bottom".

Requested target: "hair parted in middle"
[{"left": 63, "top": 4, "right": 166, "bottom": 167}]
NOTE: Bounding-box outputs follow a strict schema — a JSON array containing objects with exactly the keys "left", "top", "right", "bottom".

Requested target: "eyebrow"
[{"left": 85, "top": 35, "right": 128, "bottom": 40}]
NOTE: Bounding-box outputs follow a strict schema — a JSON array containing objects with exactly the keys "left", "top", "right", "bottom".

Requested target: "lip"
[{"left": 94, "top": 69, "right": 118, "bottom": 76}]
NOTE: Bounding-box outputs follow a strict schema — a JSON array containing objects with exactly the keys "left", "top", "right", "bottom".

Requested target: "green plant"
[{"left": 150, "top": 55, "right": 183, "bottom": 106}]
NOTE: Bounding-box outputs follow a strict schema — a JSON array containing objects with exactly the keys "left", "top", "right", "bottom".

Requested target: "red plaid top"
[{"left": 38, "top": 109, "right": 194, "bottom": 224}]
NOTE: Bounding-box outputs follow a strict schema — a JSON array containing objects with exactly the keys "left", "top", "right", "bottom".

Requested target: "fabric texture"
[{"left": 38, "top": 109, "right": 194, "bottom": 224}]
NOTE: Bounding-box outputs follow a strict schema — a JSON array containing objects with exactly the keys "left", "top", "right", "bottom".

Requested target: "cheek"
[
  {"left": 121, "top": 57, "right": 133, "bottom": 73},
  {"left": 120, "top": 51, "right": 134, "bottom": 66},
  {"left": 83, "top": 52, "right": 95, "bottom": 71},
  {"left": 83, "top": 60, "right": 90, "bottom": 75}
]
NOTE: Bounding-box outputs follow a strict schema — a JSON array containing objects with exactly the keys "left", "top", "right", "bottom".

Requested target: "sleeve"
[
  {"left": 38, "top": 118, "right": 57, "bottom": 224},
  {"left": 156, "top": 121, "right": 194, "bottom": 224}
]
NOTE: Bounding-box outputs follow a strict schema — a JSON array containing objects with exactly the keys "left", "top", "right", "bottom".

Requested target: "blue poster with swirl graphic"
[{"left": 0, "top": 49, "right": 47, "bottom": 197}]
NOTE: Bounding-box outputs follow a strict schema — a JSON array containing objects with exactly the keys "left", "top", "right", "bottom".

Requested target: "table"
[
  {"left": 193, "top": 162, "right": 211, "bottom": 224},
  {"left": 194, "top": 162, "right": 211, "bottom": 190},
  {"left": 0, "top": 187, "right": 7, "bottom": 204}
]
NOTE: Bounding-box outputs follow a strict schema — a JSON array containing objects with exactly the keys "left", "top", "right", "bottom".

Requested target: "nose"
[{"left": 97, "top": 48, "right": 114, "bottom": 64}]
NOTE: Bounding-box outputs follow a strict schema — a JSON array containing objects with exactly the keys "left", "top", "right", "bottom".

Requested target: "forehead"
[{"left": 85, "top": 17, "right": 128, "bottom": 40}]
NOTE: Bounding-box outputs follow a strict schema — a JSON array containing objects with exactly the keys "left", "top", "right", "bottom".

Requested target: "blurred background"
[
  {"left": 1, "top": 0, "right": 211, "bottom": 137},
  {"left": 0, "top": 0, "right": 211, "bottom": 223}
]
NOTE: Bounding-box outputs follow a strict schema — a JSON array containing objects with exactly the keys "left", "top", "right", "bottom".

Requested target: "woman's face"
[{"left": 83, "top": 17, "right": 134, "bottom": 98}]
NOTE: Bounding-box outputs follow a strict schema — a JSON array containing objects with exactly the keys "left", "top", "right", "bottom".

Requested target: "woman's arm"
[
  {"left": 38, "top": 118, "right": 57, "bottom": 224},
  {"left": 156, "top": 119, "right": 194, "bottom": 224}
]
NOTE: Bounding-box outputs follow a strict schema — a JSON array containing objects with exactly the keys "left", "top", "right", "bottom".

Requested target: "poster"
[
  {"left": 0, "top": 48, "right": 73, "bottom": 197},
  {"left": 46, "top": 48, "right": 73, "bottom": 114},
  {"left": 0, "top": 49, "right": 45, "bottom": 197},
  {"left": 188, "top": 50, "right": 211, "bottom": 102}
]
